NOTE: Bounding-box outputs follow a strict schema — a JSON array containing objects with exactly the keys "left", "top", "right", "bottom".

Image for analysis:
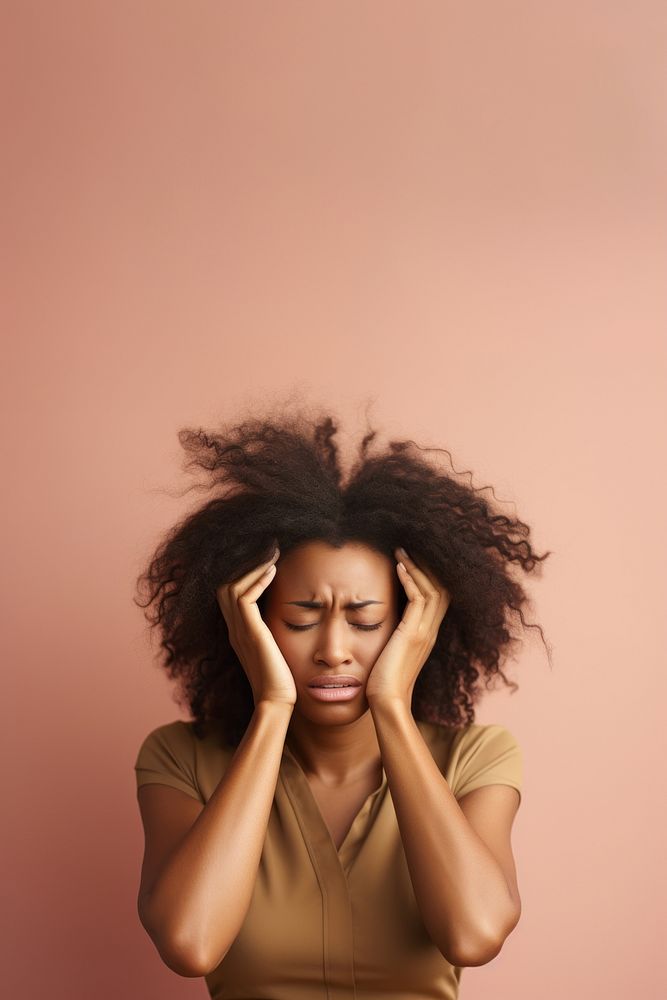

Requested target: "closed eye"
[{"left": 284, "top": 622, "right": 383, "bottom": 632}]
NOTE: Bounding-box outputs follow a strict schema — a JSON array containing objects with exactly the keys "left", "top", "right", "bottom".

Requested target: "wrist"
[
  {"left": 254, "top": 699, "right": 295, "bottom": 718},
  {"left": 368, "top": 694, "right": 412, "bottom": 716}
]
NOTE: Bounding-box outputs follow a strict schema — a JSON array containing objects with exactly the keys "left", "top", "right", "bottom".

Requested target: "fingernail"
[{"left": 397, "top": 546, "right": 408, "bottom": 559}]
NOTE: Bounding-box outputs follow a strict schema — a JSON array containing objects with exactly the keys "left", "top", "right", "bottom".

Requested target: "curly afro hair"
[{"left": 134, "top": 400, "right": 552, "bottom": 747}]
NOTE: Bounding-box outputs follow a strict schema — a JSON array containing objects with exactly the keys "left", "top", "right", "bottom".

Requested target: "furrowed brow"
[{"left": 284, "top": 600, "right": 384, "bottom": 610}]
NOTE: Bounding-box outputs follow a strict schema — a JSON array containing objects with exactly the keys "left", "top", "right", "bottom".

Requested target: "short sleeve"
[
  {"left": 134, "top": 720, "right": 204, "bottom": 804},
  {"left": 449, "top": 724, "right": 523, "bottom": 805}
]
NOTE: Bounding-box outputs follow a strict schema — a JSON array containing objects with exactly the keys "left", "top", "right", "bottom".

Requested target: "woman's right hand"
[{"left": 215, "top": 548, "right": 297, "bottom": 708}]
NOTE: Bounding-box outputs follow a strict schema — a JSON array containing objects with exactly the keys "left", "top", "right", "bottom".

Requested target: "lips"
[{"left": 308, "top": 674, "right": 362, "bottom": 687}]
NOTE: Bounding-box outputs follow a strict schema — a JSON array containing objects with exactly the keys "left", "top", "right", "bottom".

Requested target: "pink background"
[{"left": 4, "top": 3, "right": 665, "bottom": 997}]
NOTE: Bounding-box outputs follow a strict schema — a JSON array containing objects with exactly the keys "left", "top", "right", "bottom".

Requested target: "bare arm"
[
  {"left": 364, "top": 548, "right": 521, "bottom": 966},
  {"left": 369, "top": 698, "right": 521, "bottom": 967},
  {"left": 139, "top": 699, "right": 293, "bottom": 976}
]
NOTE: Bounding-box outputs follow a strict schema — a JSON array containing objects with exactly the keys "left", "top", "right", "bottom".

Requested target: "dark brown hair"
[{"left": 135, "top": 400, "right": 552, "bottom": 746}]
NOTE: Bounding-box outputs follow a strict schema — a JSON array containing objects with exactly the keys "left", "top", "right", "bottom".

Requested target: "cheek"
[
  {"left": 271, "top": 629, "right": 307, "bottom": 668},
  {"left": 367, "top": 626, "right": 393, "bottom": 656}
]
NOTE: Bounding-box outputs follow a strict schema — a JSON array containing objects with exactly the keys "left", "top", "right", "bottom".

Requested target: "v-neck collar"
[{"left": 280, "top": 739, "right": 388, "bottom": 875}]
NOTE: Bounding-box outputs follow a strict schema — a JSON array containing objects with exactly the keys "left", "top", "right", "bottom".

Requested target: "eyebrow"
[{"left": 284, "top": 600, "right": 384, "bottom": 610}]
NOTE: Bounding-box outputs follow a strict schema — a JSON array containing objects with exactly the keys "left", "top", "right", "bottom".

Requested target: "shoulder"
[
  {"left": 416, "top": 719, "right": 523, "bottom": 804},
  {"left": 135, "top": 718, "right": 198, "bottom": 761},
  {"left": 450, "top": 721, "right": 521, "bottom": 756},
  {"left": 135, "top": 717, "right": 228, "bottom": 756},
  {"left": 134, "top": 717, "right": 234, "bottom": 804},
  {"left": 138, "top": 718, "right": 194, "bottom": 743}
]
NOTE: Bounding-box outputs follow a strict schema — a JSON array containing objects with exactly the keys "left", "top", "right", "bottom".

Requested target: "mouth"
[
  {"left": 308, "top": 682, "right": 363, "bottom": 702},
  {"left": 308, "top": 675, "right": 362, "bottom": 688}
]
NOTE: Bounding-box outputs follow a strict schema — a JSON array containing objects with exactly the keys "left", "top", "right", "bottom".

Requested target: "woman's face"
[{"left": 262, "top": 540, "right": 400, "bottom": 714}]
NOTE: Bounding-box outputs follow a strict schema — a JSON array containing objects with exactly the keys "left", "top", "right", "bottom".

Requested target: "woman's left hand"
[{"left": 365, "top": 547, "right": 451, "bottom": 707}]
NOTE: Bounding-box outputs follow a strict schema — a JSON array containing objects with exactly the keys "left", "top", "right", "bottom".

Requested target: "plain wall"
[{"left": 3, "top": 2, "right": 665, "bottom": 997}]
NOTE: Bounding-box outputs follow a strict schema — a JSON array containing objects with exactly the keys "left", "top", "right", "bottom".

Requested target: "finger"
[
  {"left": 396, "top": 553, "right": 448, "bottom": 633},
  {"left": 395, "top": 560, "right": 427, "bottom": 632},
  {"left": 218, "top": 547, "right": 279, "bottom": 610},
  {"left": 395, "top": 548, "right": 438, "bottom": 598},
  {"left": 228, "top": 547, "right": 280, "bottom": 598},
  {"left": 240, "top": 563, "right": 276, "bottom": 604},
  {"left": 395, "top": 547, "right": 451, "bottom": 616},
  {"left": 232, "top": 564, "right": 278, "bottom": 638}
]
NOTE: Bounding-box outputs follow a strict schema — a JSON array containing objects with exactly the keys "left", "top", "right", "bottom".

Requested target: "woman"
[{"left": 133, "top": 404, "right": 550, "bottom": 998}]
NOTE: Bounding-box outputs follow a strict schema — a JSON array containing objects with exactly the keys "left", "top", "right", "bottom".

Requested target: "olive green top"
[{"left": 135, "top": 715, "right": 522, "bottom": 999}]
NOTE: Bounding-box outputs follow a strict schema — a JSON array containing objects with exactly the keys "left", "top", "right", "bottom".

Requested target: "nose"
[{"left": 313, "top": 617, "right": 353, "bottom": 667}]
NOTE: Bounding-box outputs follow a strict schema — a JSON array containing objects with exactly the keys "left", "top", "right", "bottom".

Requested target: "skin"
[{"left": 262, "top": 540, "right": 403, "bottom": 787}]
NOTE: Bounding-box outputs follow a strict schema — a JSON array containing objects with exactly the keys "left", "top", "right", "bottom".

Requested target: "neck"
[{"left": 285, "top": 709, "right": 383, "bottom": 786}]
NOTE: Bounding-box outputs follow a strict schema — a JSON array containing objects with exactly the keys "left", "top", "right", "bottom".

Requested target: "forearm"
[
  {"left": 369, "top": 698, "right": 517, "bottom": 966},
  {"left": 142, "top": 700, "right": 293, "bottom": 975}
]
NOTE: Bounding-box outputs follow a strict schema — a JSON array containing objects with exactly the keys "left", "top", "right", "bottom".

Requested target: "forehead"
[{"left": 276, "top": 541, "right": 393, "bottom": 590}]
